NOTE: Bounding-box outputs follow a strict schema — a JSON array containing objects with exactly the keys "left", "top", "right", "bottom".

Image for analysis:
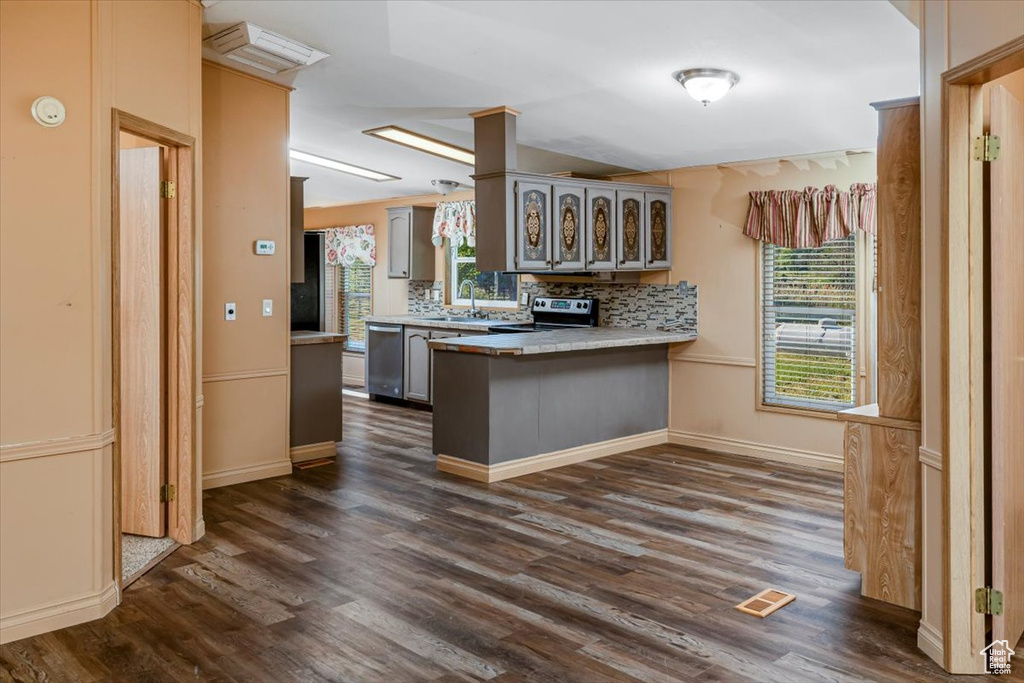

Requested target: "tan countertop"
[
  {"left": 365, "top": 314, "right": 500, "bottom": 332},
  {"left": 290, "top": 331, "right": 348, "bottom": 346},
  {"left": 427, "top": 327, "right": 697, "bottom": 356}
]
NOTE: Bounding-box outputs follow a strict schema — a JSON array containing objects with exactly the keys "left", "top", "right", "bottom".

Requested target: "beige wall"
[
  {"left": 642, "top": 155, "right": 878, "bottom": 470},
  {"left": 918, "top": 0, "right": 1024, "bottom": 668},
  {"left": 0, "top": 0, "right": 202, "bottom": 643},
  {"left": 201, "top": 62, "right": 292, "bottom": 488}
]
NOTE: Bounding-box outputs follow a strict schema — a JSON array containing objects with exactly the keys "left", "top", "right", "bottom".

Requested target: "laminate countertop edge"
[
  {"left": 428, "top": 328, "right": 697, "bottom": 356},
  {"left": 291, "top": 332, "right": 349, "bottom": 346}
]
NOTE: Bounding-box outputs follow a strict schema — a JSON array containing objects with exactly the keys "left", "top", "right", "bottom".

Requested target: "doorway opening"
[
  {"left": 942, "top": 38, "right": 1024, "bottom": 673},
  {"left": 112, "top": 111, "right": 197, "bottom": 594}
]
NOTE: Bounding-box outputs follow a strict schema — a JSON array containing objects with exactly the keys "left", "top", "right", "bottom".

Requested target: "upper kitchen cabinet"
[
  {"left": 645, "top": 190, "right": 672, "bottom": 269},
  {"left": 552, "top": 184, "right": 586, "bottom": 271},
  {"left": 387, "top": 205, "right": 436, "bottom": 280},
  {"left": 515, "top": 180, "right": 553, "bottom": 271},
  {"left": 616, "top": 189, "right": 645, "bottom": 270},
  {"left": 290, "top": 177, "right": 307, "bottom": 284},
  {"left": 585, "top": 187, "right": 616, "bottom": 271}
]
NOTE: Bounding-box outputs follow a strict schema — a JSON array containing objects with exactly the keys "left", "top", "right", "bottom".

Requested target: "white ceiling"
[{"left": 201, "top": 1, "right": 919, "bottom": 207}]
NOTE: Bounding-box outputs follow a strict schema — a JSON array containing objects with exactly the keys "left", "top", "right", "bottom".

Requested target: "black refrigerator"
[{"left": 290, "top": 232, "right": 324, "bottom": 331}]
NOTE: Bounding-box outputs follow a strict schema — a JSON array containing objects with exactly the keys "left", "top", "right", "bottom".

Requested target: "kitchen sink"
[{"left": 418, "top": 316, "right": 490, "bottom": 323}]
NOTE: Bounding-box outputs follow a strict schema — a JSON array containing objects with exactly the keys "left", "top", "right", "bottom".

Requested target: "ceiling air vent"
[{"left": 203, "top": 22, "right": 328, "bottom": 75}]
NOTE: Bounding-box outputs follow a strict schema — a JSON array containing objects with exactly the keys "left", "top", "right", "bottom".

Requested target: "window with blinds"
[
  {"left": 761, "top": 236, "right": 857, "bottom": 411},
  {"left": 324, "top": 263, "right": 371, "bottom": 352}
]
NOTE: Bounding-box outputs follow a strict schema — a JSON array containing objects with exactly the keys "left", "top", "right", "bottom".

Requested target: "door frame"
[
  {"left": 111, "top": 109, "right": 197, "bottom": 592},
  {"left": 942, "top": 36, "right": 1024, "bottom": 673}
]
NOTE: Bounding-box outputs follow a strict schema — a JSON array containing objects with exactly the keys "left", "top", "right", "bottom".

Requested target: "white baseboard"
[
  {"left": 289, "top": 441, "right": 338, "bottom": 463},
  {"left": 667, "top": 429, "right": 843, "bottom": 472},
  {"left": 203, "top": 459, "right": 292, "bottom": 489},
  {"left": 917, "top": 621, "right": 944, "bottom": 666},
  {"left": 0, "top": 582, "right": 117, "bottom": 645},
  {"left": 438, "top": 429, "right": 669, "bottom": 483}
]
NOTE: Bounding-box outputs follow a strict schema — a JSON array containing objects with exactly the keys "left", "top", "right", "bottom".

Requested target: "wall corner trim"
[
  {"left": 917, "top": 620, "right": 945, "bottom": 666},
  {"left": 0, "top": 582, "right": 117, "bottom": 645},
  {"left": 667, "top": 429, "right": 843, "bottom": 472},
  {"left": 918, "top": 445, "right": 942, "bottom": 470}
]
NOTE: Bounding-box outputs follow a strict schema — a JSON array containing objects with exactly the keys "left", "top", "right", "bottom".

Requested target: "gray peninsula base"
[{"left": 432, "top": 345, "right": 669, "bottom": 479}]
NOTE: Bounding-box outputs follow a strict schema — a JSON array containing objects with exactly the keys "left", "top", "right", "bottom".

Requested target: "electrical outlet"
[
  {"left": 262, "top": 299, "right": 273, "bottom": 317},
  {"left": 520, "top": 291, "right": 530, "bottom": 306},
  {"left": 225, "top": 303, "right": 237, "bottom": 321},
  {"left": 423, "top": 289, "right": 431, "bottom": 301},
  {"left": 432, "top": 289, "right": 441, "bottom": 302}
]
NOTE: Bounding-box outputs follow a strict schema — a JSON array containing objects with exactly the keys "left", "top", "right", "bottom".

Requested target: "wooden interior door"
[
  {"left": 989, "top": 84, "right": 1024, "bottom": 648},
  {"left": 119, "top": 145, "right": 166, "bottom": 537}
]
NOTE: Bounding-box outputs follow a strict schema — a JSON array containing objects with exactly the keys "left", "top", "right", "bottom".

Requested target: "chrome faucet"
[{"left": 458, "top": 280, "right": 486, "bottom": 318}]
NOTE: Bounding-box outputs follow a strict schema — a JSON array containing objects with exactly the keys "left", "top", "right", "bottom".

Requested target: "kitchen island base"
[{"left": 433, "top": 345, "right": 669, "bottom": 481}]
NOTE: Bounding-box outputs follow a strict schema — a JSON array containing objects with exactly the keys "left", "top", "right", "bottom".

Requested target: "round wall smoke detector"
[{"left": 31, "top": 96, "right": 66, "bottom": 127}]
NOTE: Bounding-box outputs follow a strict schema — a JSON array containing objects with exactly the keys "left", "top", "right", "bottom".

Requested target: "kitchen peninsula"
[{"left": 429, "top": 328, "right": 695, "bottom": 482}]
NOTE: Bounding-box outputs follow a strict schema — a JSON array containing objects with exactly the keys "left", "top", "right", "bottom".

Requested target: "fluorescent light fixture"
[
  {"left": 673, "top": 68, "right": 740, "bottom": 107},
  {"left": 289, "top": 150, "right": 399, "bottom": 182},
  {"left": 364, "top": 126, "right": 474, "bottom": 166}
]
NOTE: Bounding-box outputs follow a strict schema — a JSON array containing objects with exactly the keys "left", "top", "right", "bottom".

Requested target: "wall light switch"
[
  {"left": 225, "top": 303, "right": 237, "bottom": 321},
  {"left": 262, "top": 299, "right": 273, "bottom": 317},
  {"left": 254, "top": 240, "right": 276, "bottom": 255}
]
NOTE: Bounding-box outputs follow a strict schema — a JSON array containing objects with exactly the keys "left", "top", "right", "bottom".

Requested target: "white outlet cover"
[
  {"left": 225, "top": 302, "right": 236, "bottom": 321},
  {"left": 262, "top": 299, "right": 273, "bottom": 317}
]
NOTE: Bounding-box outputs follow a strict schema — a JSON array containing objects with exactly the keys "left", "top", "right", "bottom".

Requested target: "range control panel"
[{"left": 532, "top": 297, "right": 593, "bottom": 314}]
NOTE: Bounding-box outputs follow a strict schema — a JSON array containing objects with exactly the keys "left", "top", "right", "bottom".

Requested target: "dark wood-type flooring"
[{"left": 2, "top": 396, "right": 972, "bottom": 682}]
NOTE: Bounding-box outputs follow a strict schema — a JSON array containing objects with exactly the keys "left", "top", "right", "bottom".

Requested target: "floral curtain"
[
  {"left": 325, "top": 224, "right": 376, "bottom": 267},
  {"left": 431, "top": 200, "right": 476, "bottom": 248},
  {"left": 744, "top": 183, "right": 876, "bottom": 248}
]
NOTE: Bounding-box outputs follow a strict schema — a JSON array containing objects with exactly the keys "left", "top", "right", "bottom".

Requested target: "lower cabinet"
[{"left": 404, "top": 327, "right": 461, "bottom": 404}]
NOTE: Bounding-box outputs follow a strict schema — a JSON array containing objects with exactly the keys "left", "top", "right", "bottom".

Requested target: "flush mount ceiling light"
[
  {"left": 673, "top": 68, "right": 740, "bottom": 107},
  {"left": 364, "top": 126, "right": 475, "bottom": 166},
  {"left": 289, "top": 150, "right": 399, "bottom": 182},
  {"left": 431, "top": 179, "right": 461, "bottom": 196}
]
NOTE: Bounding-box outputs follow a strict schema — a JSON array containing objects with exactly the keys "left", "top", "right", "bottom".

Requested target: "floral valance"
[
  {"left": 325, "top": 224, "right": 376, "bottom": 267},
  {"left": 431, "top": 200, "right": 476, "bottom": 248},
  {"left": 744, "top": 183, "right": 876, "bottom": 248}
]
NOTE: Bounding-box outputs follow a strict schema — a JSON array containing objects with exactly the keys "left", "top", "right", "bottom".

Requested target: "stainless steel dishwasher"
[{"left": 366, "top": 323, "right": 404, "bottom": 398}]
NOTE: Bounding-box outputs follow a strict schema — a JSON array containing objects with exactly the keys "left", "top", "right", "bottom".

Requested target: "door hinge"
[
  {"left": 160, "top": 180, "right": 176, "bottom": 199},
  {"left": 973, "top": 134, "right": 1001, "bottom": 162},
  {"left": 975, "top": 587, "right": 1004, "bottom": 615},
  {"left": 160, "top": 484, "right": 176, "bottom": 503}
]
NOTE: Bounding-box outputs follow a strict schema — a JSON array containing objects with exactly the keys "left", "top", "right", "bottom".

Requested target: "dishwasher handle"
[{"left": 368, "top": 325, "right": 402, "bottom": 333}]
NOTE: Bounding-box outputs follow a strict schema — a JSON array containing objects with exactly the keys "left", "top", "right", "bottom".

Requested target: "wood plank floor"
[{"left": 2, "top": 396, "right": 969, "bottom": 682}]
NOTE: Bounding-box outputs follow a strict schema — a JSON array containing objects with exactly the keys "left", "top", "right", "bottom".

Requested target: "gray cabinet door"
[
  {"left": 616, "top": 190, "right": 645, "bottom": 270},
  {"left": 429, "top": 329, "right": 460, "bottom": 404},
  {"left": 387, "top": 207, "right": 411, "bottom": 278},
  {"left": 644, "top": 190, "right": 672, "bottom": 270},
  {"left": 515, "top": 180, "right": 552, "bottom": 271},
  {"left": 552, "top": 184, "right": 586, "bottom": 271},
  {"left": 404, "top": 327, "right": 431, "bottom": 402},
  {"left": 585, "top": 187, "right": 616, "bottom": 271}
]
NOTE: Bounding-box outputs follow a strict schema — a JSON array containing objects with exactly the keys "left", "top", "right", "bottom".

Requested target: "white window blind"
[
  {"left": 324, "top": 263, "right": 371, "bottom": 352},
  {"left": 762, "top": 236, "right": 857, "bottom": 411}
]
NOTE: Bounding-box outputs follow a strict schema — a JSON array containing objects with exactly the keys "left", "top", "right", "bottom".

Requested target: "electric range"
[{"left": 488, "top": 297, "right": 600, "bottom": 334}]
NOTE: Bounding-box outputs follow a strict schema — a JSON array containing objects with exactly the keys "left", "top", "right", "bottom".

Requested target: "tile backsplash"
[{"left": 408, "top": 280, "right": 698, "bottom": 334}]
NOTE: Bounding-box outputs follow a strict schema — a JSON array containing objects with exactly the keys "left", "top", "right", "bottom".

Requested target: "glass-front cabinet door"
[
  {"left": 515, "top": 180, "right": 552, "bottom": 270},
  {"left": 616, "top": 189, "right": 645, "bottom": 270},
  {"left": 644, "top": 190, "right": 672, "bottom": 269},
  {"left": 585, "top": 187, "right": 616, "bottom": 271},
  {"left": 552, "top": 184, "right": 586, "bottom": 271}
]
